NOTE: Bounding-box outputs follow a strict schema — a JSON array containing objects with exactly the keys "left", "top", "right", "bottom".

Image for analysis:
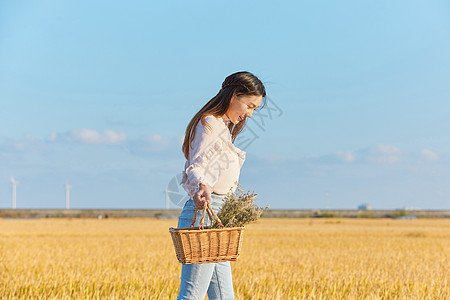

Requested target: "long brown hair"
[{"left": 182, "top": 71, "right": 266, "bottom": 160}]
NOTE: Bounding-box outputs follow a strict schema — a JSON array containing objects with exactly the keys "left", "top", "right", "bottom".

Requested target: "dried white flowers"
[{"left": 211, "top": 185, "right": 269, "bottom": 229}]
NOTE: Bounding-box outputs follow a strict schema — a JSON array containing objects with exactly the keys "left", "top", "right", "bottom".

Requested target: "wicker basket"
[{"left": 169, "top": 202, "right": 245, "bottom": 265}]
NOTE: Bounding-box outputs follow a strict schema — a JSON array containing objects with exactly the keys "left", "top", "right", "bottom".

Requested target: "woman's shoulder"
[
  {"left": 204, "top": 115, "right": 224, "bottom": 126},
  {"left": 190, "top": 115, "right": 230, "bottom": 152},
  {"left": 197, "top": 115, "right": 227, "bottom": 133}
]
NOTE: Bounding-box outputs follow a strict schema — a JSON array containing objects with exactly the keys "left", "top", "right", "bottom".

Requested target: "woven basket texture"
[{"left": 169, "top": 226, "right": 245, "bottom": 264}]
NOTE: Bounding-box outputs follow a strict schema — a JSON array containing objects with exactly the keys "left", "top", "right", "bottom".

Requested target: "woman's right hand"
[{"left": 193, "top": 183, "right": 213, "bottom": 209}]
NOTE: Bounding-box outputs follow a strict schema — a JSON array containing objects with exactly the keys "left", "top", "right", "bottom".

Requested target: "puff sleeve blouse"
[{"left": 181, "top": 115, "right": 246, "bottom": 199}]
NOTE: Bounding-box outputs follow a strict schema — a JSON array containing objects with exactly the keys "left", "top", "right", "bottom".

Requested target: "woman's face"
[{"left": 225, "top": 94, "right": 263, "bottom": 125}]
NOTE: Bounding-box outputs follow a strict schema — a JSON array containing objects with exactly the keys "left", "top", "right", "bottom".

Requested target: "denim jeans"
[{"left": 177, "top": 193, "right": 235, "bottom": 300}]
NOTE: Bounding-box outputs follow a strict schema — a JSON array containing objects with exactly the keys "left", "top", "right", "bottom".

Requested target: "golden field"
[{"left": 0, "top": 217, "right": 449, "bottom": 299}]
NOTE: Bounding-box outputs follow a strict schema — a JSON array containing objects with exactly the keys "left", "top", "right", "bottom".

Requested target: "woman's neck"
[{"left": 219, "top": 114, "right": 231, "bottom": 126}]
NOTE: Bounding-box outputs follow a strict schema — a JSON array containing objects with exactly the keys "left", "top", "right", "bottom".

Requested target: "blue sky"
[{"left": 1, "top": 0, "right": 449, "bottom": 209}]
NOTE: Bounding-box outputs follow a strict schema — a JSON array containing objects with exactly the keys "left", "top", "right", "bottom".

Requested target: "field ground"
[{"left": 0, "top": 218, "right": 449, "bottom": 299}]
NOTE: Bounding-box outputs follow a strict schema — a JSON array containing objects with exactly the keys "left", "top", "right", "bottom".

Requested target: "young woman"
[{"left": 177, "top": 71, "right": 266, "bottom": 299}]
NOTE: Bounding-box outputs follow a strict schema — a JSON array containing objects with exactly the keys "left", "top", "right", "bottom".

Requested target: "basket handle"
[
  {"left": 206, "top": 202, "right": 224, "bottom": 228},
  {"left": 190, "top": 202, "right": 224, "bottom": 229}
]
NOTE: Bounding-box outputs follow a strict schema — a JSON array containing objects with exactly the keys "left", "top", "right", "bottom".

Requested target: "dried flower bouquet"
[{"left": 210, "top": 185, "right": 269, "bottom": 229}]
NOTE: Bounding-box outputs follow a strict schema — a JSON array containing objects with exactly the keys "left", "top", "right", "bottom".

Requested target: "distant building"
[{"left": 358, "top": 203, "right": 372, "bottom": 210}]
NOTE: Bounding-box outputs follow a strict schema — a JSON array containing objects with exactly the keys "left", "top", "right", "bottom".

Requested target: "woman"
[{"left": 177, "top": 71, "right": 266, "bottom": 299}]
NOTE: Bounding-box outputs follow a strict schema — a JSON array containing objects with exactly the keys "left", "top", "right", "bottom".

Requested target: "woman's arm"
[{"left": 181, "top": 116, "right": 224, "bottom": 206}]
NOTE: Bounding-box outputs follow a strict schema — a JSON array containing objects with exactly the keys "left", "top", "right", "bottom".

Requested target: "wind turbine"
[
  {"left": 65, "top": 182, "right": 72, "bottom": 209},
  {"left": 165, "top": 188, "right": 170, "bottom": 209},
  {"left": 11, "top": 176, "right": 19, "bottom": 209}
]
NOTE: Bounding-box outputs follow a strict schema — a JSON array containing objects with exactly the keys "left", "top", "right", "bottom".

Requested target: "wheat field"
[{"left": 0, "top": 217, "right": 449, "bottom": 299}]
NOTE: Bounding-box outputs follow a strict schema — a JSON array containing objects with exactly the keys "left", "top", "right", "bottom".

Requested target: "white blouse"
[{"left": 181, "top": 115, "right": 246, "bottom": 198}]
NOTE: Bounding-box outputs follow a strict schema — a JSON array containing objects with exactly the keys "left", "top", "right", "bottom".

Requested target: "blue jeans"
[{"left": 177, "top": 193, "right": 235, "bottom": 300}]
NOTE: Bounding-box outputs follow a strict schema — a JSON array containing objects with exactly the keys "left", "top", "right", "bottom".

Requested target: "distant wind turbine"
[
  {"left": 11, "top": 176, "right": 19, "bottom": 209},
  {"left": 65, "top": 182, "right": 72, "bottom": 209},
  {"left": 165, "top": 188, "right": 170, "bottom": 209}
]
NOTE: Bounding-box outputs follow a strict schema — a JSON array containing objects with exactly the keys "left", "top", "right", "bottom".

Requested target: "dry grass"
[
  {"left": 0, "top": 218, "right": 449, "bottom": 299},
  {"left": 211, "top": 187, "right": 267, "bottom": 229}
]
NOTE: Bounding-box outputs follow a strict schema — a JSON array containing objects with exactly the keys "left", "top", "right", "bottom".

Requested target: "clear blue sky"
[{"left": 1, "top": 0, "right": 449, "bottom": 209}]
